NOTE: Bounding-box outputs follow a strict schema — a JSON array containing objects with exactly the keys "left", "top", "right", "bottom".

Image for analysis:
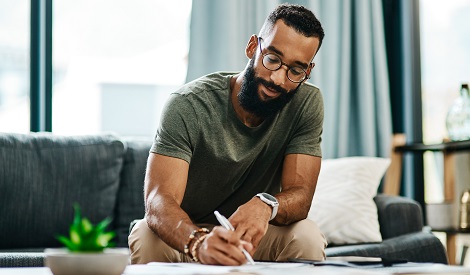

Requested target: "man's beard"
[{"left": 238, "top": 59, "right": 300, "bottom": 119}]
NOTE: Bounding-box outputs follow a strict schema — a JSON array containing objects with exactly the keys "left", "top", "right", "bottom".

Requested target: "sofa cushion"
[
  {"left": 114, "top": 137, "right": 151, "bottom": 247},
  {"left": 308, "top": 157, "right": 390, "bottom": 245},
  {"left": 0, "top": 133, "right": 125, "bottom": 249}
]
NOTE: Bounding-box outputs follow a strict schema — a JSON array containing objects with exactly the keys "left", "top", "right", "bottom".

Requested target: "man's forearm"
[
  {"left": 273, "top": 154, "right": 320, "bottom": 226},
  {"left": 271, "top": 186, "right": 314, "bottom": 226},
  {"left": 145, "top": 192, "right": 199, "bottom": 252}
]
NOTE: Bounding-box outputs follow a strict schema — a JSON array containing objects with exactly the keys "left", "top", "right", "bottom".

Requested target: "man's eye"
[
  {"left": 290, "top": 68, "right": 304, "bottom": 75},
  {"left": 265, "top": 55, "right": 279, "bottom": 64}
]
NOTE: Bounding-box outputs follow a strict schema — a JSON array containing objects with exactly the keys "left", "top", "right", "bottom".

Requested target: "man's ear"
[
  {"left": 303, "top": 63, "right": 315, "bottom": 82},
  {"left": 245, "top": 35, "right": 258, "bottom": 59},
  {"left": 310, "top": 62, "right": 316, "bottom": 70},
  {"left": 308, "top": 62, "right": 316, "bottom": 75}
]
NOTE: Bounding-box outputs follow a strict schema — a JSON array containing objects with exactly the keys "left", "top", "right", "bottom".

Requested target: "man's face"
[
  {"left": 238, "top": 58, "right": 299, "bottom": 118},
  {"left": 238, "top": 20, "right": 320, "bottom": 119}
]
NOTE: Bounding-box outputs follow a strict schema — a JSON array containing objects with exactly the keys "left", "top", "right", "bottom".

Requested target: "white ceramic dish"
[{"left": 44, "top": 248, "right": 129, "bottom": 275}]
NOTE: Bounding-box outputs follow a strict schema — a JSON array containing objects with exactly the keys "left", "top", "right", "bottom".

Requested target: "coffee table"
[{"left": 1, "top": 262, "right": 470, "bottom": 275}]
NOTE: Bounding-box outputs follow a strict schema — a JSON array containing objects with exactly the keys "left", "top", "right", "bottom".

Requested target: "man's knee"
[
  {"left": 257, "top": 219, "right": 326, "bottom": 262},
  {"left": 128, "top": 218, "right": 180, "bottom": 264},
  {"left": 284, "top": 219, "right": 327, "bottom": 260}
]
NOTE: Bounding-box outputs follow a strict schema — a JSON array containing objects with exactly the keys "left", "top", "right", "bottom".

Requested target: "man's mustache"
[{"left": 255, "top": 77, "right": 289, "bottom": 95}]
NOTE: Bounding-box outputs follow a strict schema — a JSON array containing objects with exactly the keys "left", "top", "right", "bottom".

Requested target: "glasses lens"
[
  {"left": 287, "top": 68, "right": 307, "bottom": 82},
  {"left": 261, "top": 52, "right": 307, "bottom": 83},
  {"left": 262, "top": 54, "right": 281, "bottom": 70}
]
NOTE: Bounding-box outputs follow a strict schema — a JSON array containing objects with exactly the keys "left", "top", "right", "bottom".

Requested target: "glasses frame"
[{"left": 257, "top": 36, "right": 311, "bottom": 83}]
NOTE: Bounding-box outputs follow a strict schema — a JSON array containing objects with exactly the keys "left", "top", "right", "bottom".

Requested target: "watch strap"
[{"left": 255, "top": 193, "right": 279, "bottom": 221}]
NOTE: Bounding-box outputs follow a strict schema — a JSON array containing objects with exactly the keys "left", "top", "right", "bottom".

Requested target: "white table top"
[{"left": 1, "top": 262, "right": 470, "bottom": 275}]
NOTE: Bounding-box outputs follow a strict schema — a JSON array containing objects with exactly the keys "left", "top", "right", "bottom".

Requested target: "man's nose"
[{"left": 270, "top": 65, "right": 288, "bottom": 86}]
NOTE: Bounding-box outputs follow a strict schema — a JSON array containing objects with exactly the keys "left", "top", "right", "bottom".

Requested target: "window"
[
  {"left": 0, "top": 0, "right": 30, "bottom": 133},
  {"left": 420, "top": 0, "right": 470, "bottom": 202},
  {"left": 52, "top": 0, "right": 192, "bottom": 136}
]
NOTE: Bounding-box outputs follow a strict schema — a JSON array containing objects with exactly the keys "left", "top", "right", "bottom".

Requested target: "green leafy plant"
[{"left": 57, "top": 203, "right": 115, "bottom": 252}]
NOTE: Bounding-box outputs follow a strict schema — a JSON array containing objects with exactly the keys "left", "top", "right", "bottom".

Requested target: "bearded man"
[{"left": 129, "top": 3, "right": 326, "bottom": 266}]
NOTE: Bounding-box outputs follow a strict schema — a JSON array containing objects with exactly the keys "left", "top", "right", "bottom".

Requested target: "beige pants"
[{"left": 128, "top": 218, "right": 327, "bottom": 264}]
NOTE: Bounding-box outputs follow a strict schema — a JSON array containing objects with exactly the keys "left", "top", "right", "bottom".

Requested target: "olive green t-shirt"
[{"left": 151, "top": 72, "right": 324, "bottom": 224}]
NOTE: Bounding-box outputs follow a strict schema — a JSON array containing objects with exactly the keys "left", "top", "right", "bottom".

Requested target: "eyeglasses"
[{"left": 258, "top": 37, "right": 310, "bottom": 83}]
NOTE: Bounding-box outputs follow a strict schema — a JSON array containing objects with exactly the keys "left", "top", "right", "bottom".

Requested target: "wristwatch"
[{"left": 255, "top": 193, "right": 279, "bottom": 221}]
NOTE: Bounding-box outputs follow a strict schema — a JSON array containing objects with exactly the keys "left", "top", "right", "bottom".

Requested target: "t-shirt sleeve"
[
  {"left": 285, "top": 87, "right": 324, "bottom": 157},
  {"left": 150, "top": 94, "right": 197, "bottom": 163}
]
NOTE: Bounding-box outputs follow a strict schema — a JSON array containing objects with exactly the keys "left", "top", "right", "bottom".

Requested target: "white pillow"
[{"left": 307, "top": 157, "right": 391, "bottom": 245}]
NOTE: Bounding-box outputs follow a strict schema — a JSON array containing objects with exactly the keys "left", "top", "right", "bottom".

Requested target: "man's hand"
[
  {"left": 197, "top": 226, "right": 253, "bottom": 265},
  {"left": 228, "top": 197, "right": 272, "bottom": 252}
]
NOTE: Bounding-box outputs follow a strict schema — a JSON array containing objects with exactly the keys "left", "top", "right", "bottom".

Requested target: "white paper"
[
  {"left": 123, "top": 262, "right": 470, "bottom": 275},
  {"left": 123, "top": 262, "right": 386, "bottom": 275},
  {"left": 123, "top": 262, "right": 308, "bottom": 275}
]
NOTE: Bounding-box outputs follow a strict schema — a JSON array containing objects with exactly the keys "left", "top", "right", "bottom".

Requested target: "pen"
[{"left": 214, "top": 211, "right": 256, "bottom": 265}]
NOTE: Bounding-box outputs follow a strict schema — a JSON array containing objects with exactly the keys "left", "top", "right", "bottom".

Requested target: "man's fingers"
[
  {"left": 212, "top": 226, "right": 240, "bottom": 244},
  {"left": 239, "top": 240, "right": 254, "bottom": 253},
  {"left": 202, "top": 228, "right": 249, "bottom": 265},
  {"left": 239, "top": 225, "right": 263, "bottom": 249},
  {"left": 199, "top": 245, "right": 244, "bottom": 266}
]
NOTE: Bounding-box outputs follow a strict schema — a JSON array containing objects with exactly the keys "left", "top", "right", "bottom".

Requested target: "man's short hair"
[{"left": 260, "top": 3, "right": 325, "bottom": 49}]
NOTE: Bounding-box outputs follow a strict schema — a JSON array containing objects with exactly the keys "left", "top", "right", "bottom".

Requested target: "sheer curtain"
[
  {"left": 186, "top": 0, "right": 392, "bottom": 159},
  {"left": 185, "top": 0, "right": 279, "bottom": 82}
]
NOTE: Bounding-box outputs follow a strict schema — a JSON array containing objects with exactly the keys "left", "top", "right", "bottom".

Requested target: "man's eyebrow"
[{"left": 266, "top": 45, "right": 309, "bottom": 69}]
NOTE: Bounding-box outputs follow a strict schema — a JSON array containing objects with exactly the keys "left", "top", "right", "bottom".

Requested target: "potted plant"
[{"left": 44, "top": 204, "right": 129, "bottom": 275}]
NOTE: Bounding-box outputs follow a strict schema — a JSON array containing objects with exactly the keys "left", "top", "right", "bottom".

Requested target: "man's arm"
[
  {"left": 274, "top": 153, "right": 321, "bottom": 225},
  {"left": 229, "top": 153, "right": 321, "bottom": 249},
  {"left": 144, "top": 153, "right": 195, "bottom": 250},
  {"left": 144, "top": 153, "right": 251, "bottom": 265}
]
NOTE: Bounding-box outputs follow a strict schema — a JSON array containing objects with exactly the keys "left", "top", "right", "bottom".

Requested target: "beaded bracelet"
[
  {"left": 190, "top": 234, "right": 208, "bottom": 262},
  {"left": 183, "top": 228, "right": 209, "bottom": 258}
]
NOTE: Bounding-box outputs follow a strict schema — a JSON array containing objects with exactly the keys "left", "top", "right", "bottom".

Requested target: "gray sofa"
[
  {"left": 0, "top": 133, "right": 149, "bottom": 267},
  {"left": 0, "top": 133, "right": 448, "bottom": 267},
  {"left": 326, "top": 195, "right": 448, "bottom": 263}
]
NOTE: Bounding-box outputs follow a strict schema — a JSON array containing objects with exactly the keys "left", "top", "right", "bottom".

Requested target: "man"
[{"left": 129, "top": 4, "right": 326, "bottom": 265}]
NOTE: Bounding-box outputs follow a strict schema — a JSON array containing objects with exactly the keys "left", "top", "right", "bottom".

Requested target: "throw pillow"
[
  {"left": 307, "top": 157, "right": 391, "bottom": 245},
  {"left": 0, "top": 133, "right": 125, "bottom": 249}
]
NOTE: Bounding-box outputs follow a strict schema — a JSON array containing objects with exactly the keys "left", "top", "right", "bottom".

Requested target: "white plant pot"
[{"left": 44, "top": 248, "right": 129, "bottom": 275}]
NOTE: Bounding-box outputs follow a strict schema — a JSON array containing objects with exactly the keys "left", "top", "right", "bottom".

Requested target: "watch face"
[
  {"left": 256, "top": 193, "right": 279, "bottom": 221},
  {"left": 262, "top": 193, "right": 276, "bottom": 202},
  {"left": 264, "top": 195, "right": 276, "bottom": 202},
  {"left": 258, "top": 193, "right": 278, "bottom": 205}
]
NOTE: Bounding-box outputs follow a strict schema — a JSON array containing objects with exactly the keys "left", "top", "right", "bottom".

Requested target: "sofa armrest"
[
  {"left": 325, "top": 231, "right": 448, "bottom": 264},
  {"left": 0, "top": 252, "right": 45, "bottom": 267},
  {"left": 374, "top": 194, "right": 423, "bottom": 239}
]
